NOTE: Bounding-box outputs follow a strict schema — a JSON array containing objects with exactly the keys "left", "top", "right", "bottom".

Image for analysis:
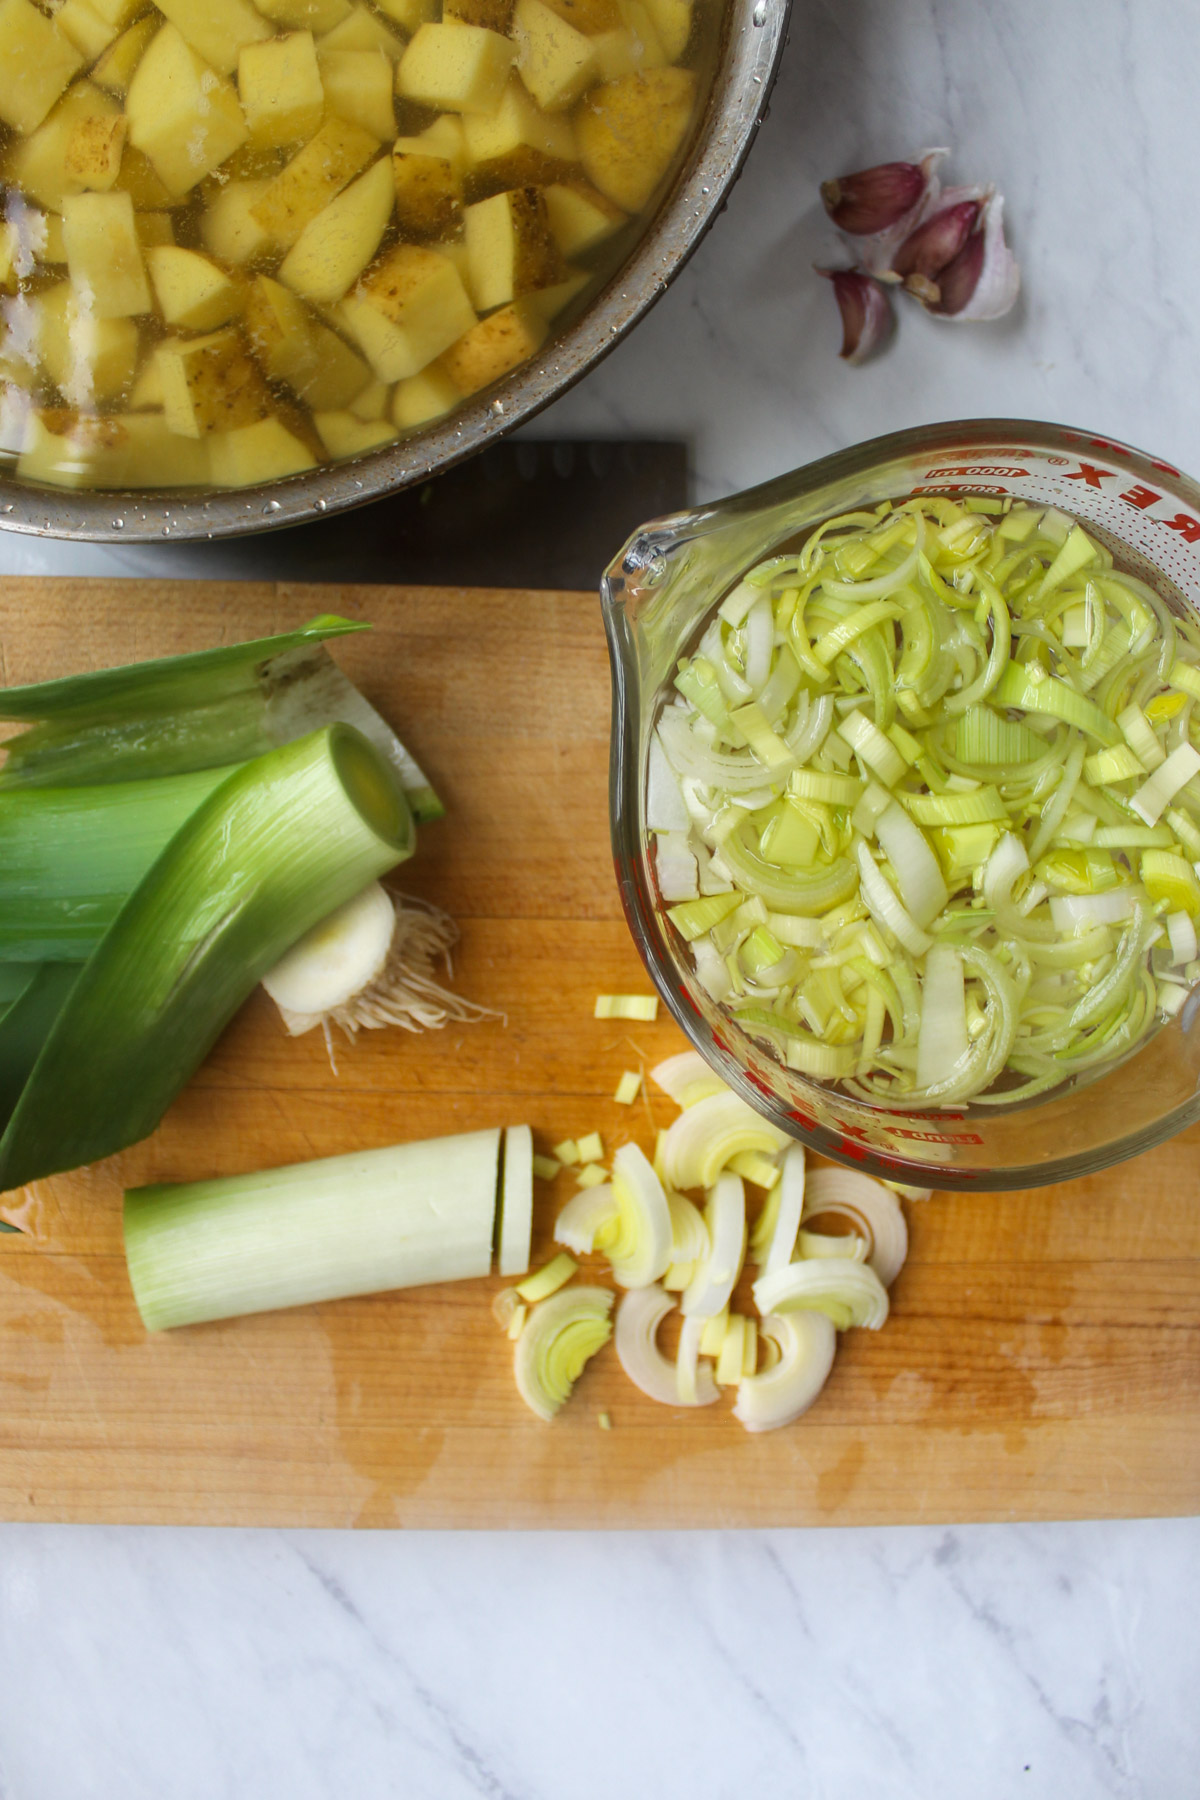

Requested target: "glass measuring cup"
[{"left": 602, "top": 419, "right": 1200, "bottom": 1189}]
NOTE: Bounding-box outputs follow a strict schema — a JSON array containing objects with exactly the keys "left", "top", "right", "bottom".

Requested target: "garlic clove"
[
  {"left": 852, "top": 148, "right": 949, "bottom": 276},
  {"left": 921, "top": 192, "right": 1020, "bottom": 321},
  {"left": 891, "top": 198, "right": 982, "bottom": 286},
  {"left": 817, "top": 269, "right": 893, "bottom": 365},
  {"left": 820, "top": 160, "right": 929, "bottom": 235}
]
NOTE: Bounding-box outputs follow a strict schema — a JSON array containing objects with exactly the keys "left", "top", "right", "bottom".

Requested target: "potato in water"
[{"left": 0, "top": 0, "right": 711, "bottom": 490}]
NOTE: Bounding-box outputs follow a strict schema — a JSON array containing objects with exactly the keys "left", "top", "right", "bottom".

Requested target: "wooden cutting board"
[{"left": 0, "top": 577, "right": 1197, "bottom": 1529}]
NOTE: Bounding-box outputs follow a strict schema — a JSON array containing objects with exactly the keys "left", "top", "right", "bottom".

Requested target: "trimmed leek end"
[
  {"left": 575, "top": 1163, "right": 609, "bottom": 1190},
  {"left": 593, "top": 994, "right": 659, "bottom": 1020},
  {"left": 513, "top": 1285, "right": 614, "bottom": 1422},
  {"left": 554, "top": 1137, "right": 581, "bottom": 1165},
  {"left": 532, "top": 1154, "right": 561, "bottom": 1181},
  {"left": 576, "top": 1131, "right": 604, "bottom": 1163},
  {"left": 614, "top": 1069, "right": 643, "bottom": 1105},
  {"left": 754, "top": 1256, "right": 890, "bottom": 1331},
  {"left": 498, "top": 1124, "right": 534, "bottom": 1278},
  {"left": 516, "top": 1251, "right": 577, "bottom": 1303},
  {"left": 124, "top": 1126, "right": 503, "bottom": 1332},
  {"left": 733, "top": 1311, "right": 836, "bottom": 1433}
]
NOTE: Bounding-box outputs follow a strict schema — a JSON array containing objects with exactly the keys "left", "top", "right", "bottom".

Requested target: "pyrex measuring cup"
[{"left": 602, "top": 419, "right": 1200, "bottom": 1189}]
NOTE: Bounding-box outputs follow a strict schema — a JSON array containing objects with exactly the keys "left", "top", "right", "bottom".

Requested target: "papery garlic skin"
[{"left": 817, "top": 269, "right": 893, "bottom": 365}]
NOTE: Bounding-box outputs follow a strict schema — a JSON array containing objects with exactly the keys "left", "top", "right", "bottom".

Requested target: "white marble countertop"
[{"left": 1, "top": 1, "right": 1198, "bottom": 1795}]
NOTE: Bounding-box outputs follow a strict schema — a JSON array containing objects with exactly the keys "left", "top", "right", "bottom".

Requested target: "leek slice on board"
[
  {"left": 513, "top": 1285, "right": 614, "bottom": 1422},
  {"left": 0, "top": 725, "right": 412, "bottom": 1193},
  {"left": 497, "top": 1123, "right": 534, "bottom": 1279},
  {"left": 0, "top": 617, "right": 443, "bottom": 823},
  {"left": 124, "top": 1126, "right": 505, "bottom": 1330}
]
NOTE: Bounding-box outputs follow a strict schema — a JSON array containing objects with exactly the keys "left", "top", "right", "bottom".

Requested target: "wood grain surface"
[{"left": 0, "top": 577, "right": 1198, "bottom": 1528}]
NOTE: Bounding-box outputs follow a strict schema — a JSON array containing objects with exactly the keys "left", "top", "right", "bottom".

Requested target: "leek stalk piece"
[
  {"left": 0, "top": 767, "right": 234, "bottom": 962},
  {"left": 681, "top": 1172, "right": 746, "bottom": 1319},
  {"left": 801, "top": 1167, "right": 908, "bottom": 1287},
  {"left": 124, "top": 1126, "right": 505, "bottom": 1330},
  {"left": 650, "top": 1051, "right": 727, "bottom": 1110},
  {"left": 517, "top": 1251, "right": 577, "bottom": 1302},
  {"left": 498, "top": 1123, "right": 534, "bottom": 1278},
  {"left": 661, "top": 1090, "right": 791, "bottom": 1192},
  {"left": 0, "top": 964, "right": 78, "bottom": 1134},
  {"left": 754, "top": 1257, "right": 890, "bottom": 1330},
  {"left": 554, "top": 1184, "right": 618, "bottom": 1255},
  {"left": 0, "top": 616, "right": 444, "bottom": 823},
  {"left": 513, "top": 1285, "right": 614, "bottom": 1421},
  {"left": 605, "top": 1144, "right": 673, "bottom": 1288},
  {"left": 733, "top": 1311, "right": 837, "bottom": 1433},
  {"left": 0, "top": 725, "right": 413, "bottom": 1192}
]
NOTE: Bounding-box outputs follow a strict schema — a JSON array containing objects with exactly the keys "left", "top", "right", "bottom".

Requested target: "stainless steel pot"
[{"left": 0, "top": 0, "right": 792, "bottom": 545}]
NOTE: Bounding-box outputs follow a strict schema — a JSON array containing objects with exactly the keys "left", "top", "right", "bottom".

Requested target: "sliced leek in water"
[
  {"left": 652, "top": 496, "right": 1200, "bottom": 1104},
  {"left": 0, "top": 725, "right": 413, "bottom": 1192},
  {"left": 124, "top": 1126, "right": 508, "bottom": 1331},
  {"left": 0, "top": 616, "right": 443, "bottom": 823}
]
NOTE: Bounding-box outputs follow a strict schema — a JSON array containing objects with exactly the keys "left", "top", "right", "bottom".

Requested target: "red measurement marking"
[
  {"left": 1162, "top": 513, "right": 1200, "bottom": 544},
  {"left": 1089, "top": 437, "right": 1132, "bottom": 458},
  {"left": 1120, "top": 484, "right": 1161, "bottom": 510},
  {"left": 1150, "top": 459, "right": 1181, "bottom": 476},
  {"left": 1063, "top": 461, "right": 1114, "bottom": 488},
  {"left": 925, "top": 465, "right": 1028, "bottom": 479}
]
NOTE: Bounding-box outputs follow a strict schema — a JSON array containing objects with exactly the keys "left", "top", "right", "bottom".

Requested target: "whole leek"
[{"left": 0, "top": 724, "right": 412, "bottom": 1193}]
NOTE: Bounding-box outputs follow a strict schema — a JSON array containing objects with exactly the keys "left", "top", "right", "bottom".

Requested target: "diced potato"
[
  {"left": 317, "top": 49, "right": 396, "bottom": 142},
  {"left": 348, "top": 378, "right": 388, "bottom": 419},
  {"left": 438, "top": 297, "right": 545, "bottom": 395},
  {"left": 540, "top": 0, "right": 620, "bottom": 31},
  {"left": 118, "top": 143, "right": 173, "bottom": 208},
  {"left": 461, "top": 76, "right": 576, "bottom": 196},
  {"left": 576, "top": 66, "right": 694, "bottom": 211},
  {"left": 250, "top": 115, "right": 379, "bottom": 247},
  {"left": 613, "top": 0, "right": 666, "bottom": 63},
  {"left": 35, "top": 280, "right": 139, "bottom": 401},
  {"left": 156, "top": 328, "right": 274, "bottom": 436},
  {"left": 116, "top": 410, "right": 213, "bottom": 484},
  {"left": 400, "top": 113, "right": 468, "bottom": 172},
  {"left": 0, "top": 225, "right": 16, "bottom": 292},
  {"left": 0, "top": 0, "right": 85, "bottom": 136},
  {"left": 464, "top": 186, "right": 564, "bottom": 311},
  {"left": 392, "top": 144, "right": 462, "bottom": 239},
  {"left": 209, "top": 416, "right": 316, "bottom": 486},
  {"left": 396, "top": 23, "right": 516, "bottom": 115},
  {"left": 302, "top": 322, "right": 371, "bottom": 408},
  {"left": 41, "top": 214, "right": 68, "bottom": 263},
  {"left": 590, "top": 22, "right": 662, "bottom": 79},
  {"left": 128, "top": 355, "right": 163, "bottom": 407},
  {"left": 89, "top": 0, "right": 153, "bottom": 32},
  {"left": 238, "top": 32, "right": 324, "bottom": 149},
  {"left": 201, "top": 178, "right": 277, "bottom": 266},
  {"left": 91, "top": 13, "right": 158, "bottom": 92},
  {"left": 63, "top": 112, "right": 127, "bottom": 191},
  {"left": 319, "top": 4, "right": 404, "bottom": 60},
  {"left": 444, "top": 0, "right": 513, "bottom": 29},
  {"left": 640, "top": 0, "right": 690, "bottom": 58},
  {"left": 152, "top": 0, "right": 271, "bottom": 78},
  {"left": 392, "top": 364, "right": 459, "bottom": 428},
  {"left": 373, "top": 0, "right": 436, "bottom": 30},
  {"left": 525, "top": 263, "right": 587, "bottom": 318},
  {"left": 244, "top": 274, "right": 315, "bottom": 386},
  {"left": 17, "top": 408, "right": 121, "bottom": 488},
  {"left": 340, "top": 244, "right": 476, "bottom": 381},
  {"left": 62, "top": 190, "right": 151, "bottom": 316},
  {"left": 542, "top": 178, "right": 624, "bottom": 254},
  {"left": 278, "top": 156, "right": 394, "bottom": 304},
  {"left": 146, "top": 245, "right": 241, "bottom": 329},
  {"left": 512, "top": 0, "right": 597, "bottom": 111},
  {"left": 54, "top": 0, "right": 119, "bottom": 63},
  {"left": 257, "top": 0, "right": 351, "bottom": 29},
  {"left": 313, "top": 409, "right": 396, "bottom": 456},
  {"left": 126, "top": 25, "right": 249, "bottom": 197},
  {"left": 136, "top": 212, "right": 175, "bottom": 247},
  {"left": 10, "top": 83, "right": 121, "bottom": 210}
]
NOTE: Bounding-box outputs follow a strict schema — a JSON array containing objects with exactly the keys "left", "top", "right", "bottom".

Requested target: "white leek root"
[{"left": 263, "top": 882, "right": 502, "bottom": 1046}]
